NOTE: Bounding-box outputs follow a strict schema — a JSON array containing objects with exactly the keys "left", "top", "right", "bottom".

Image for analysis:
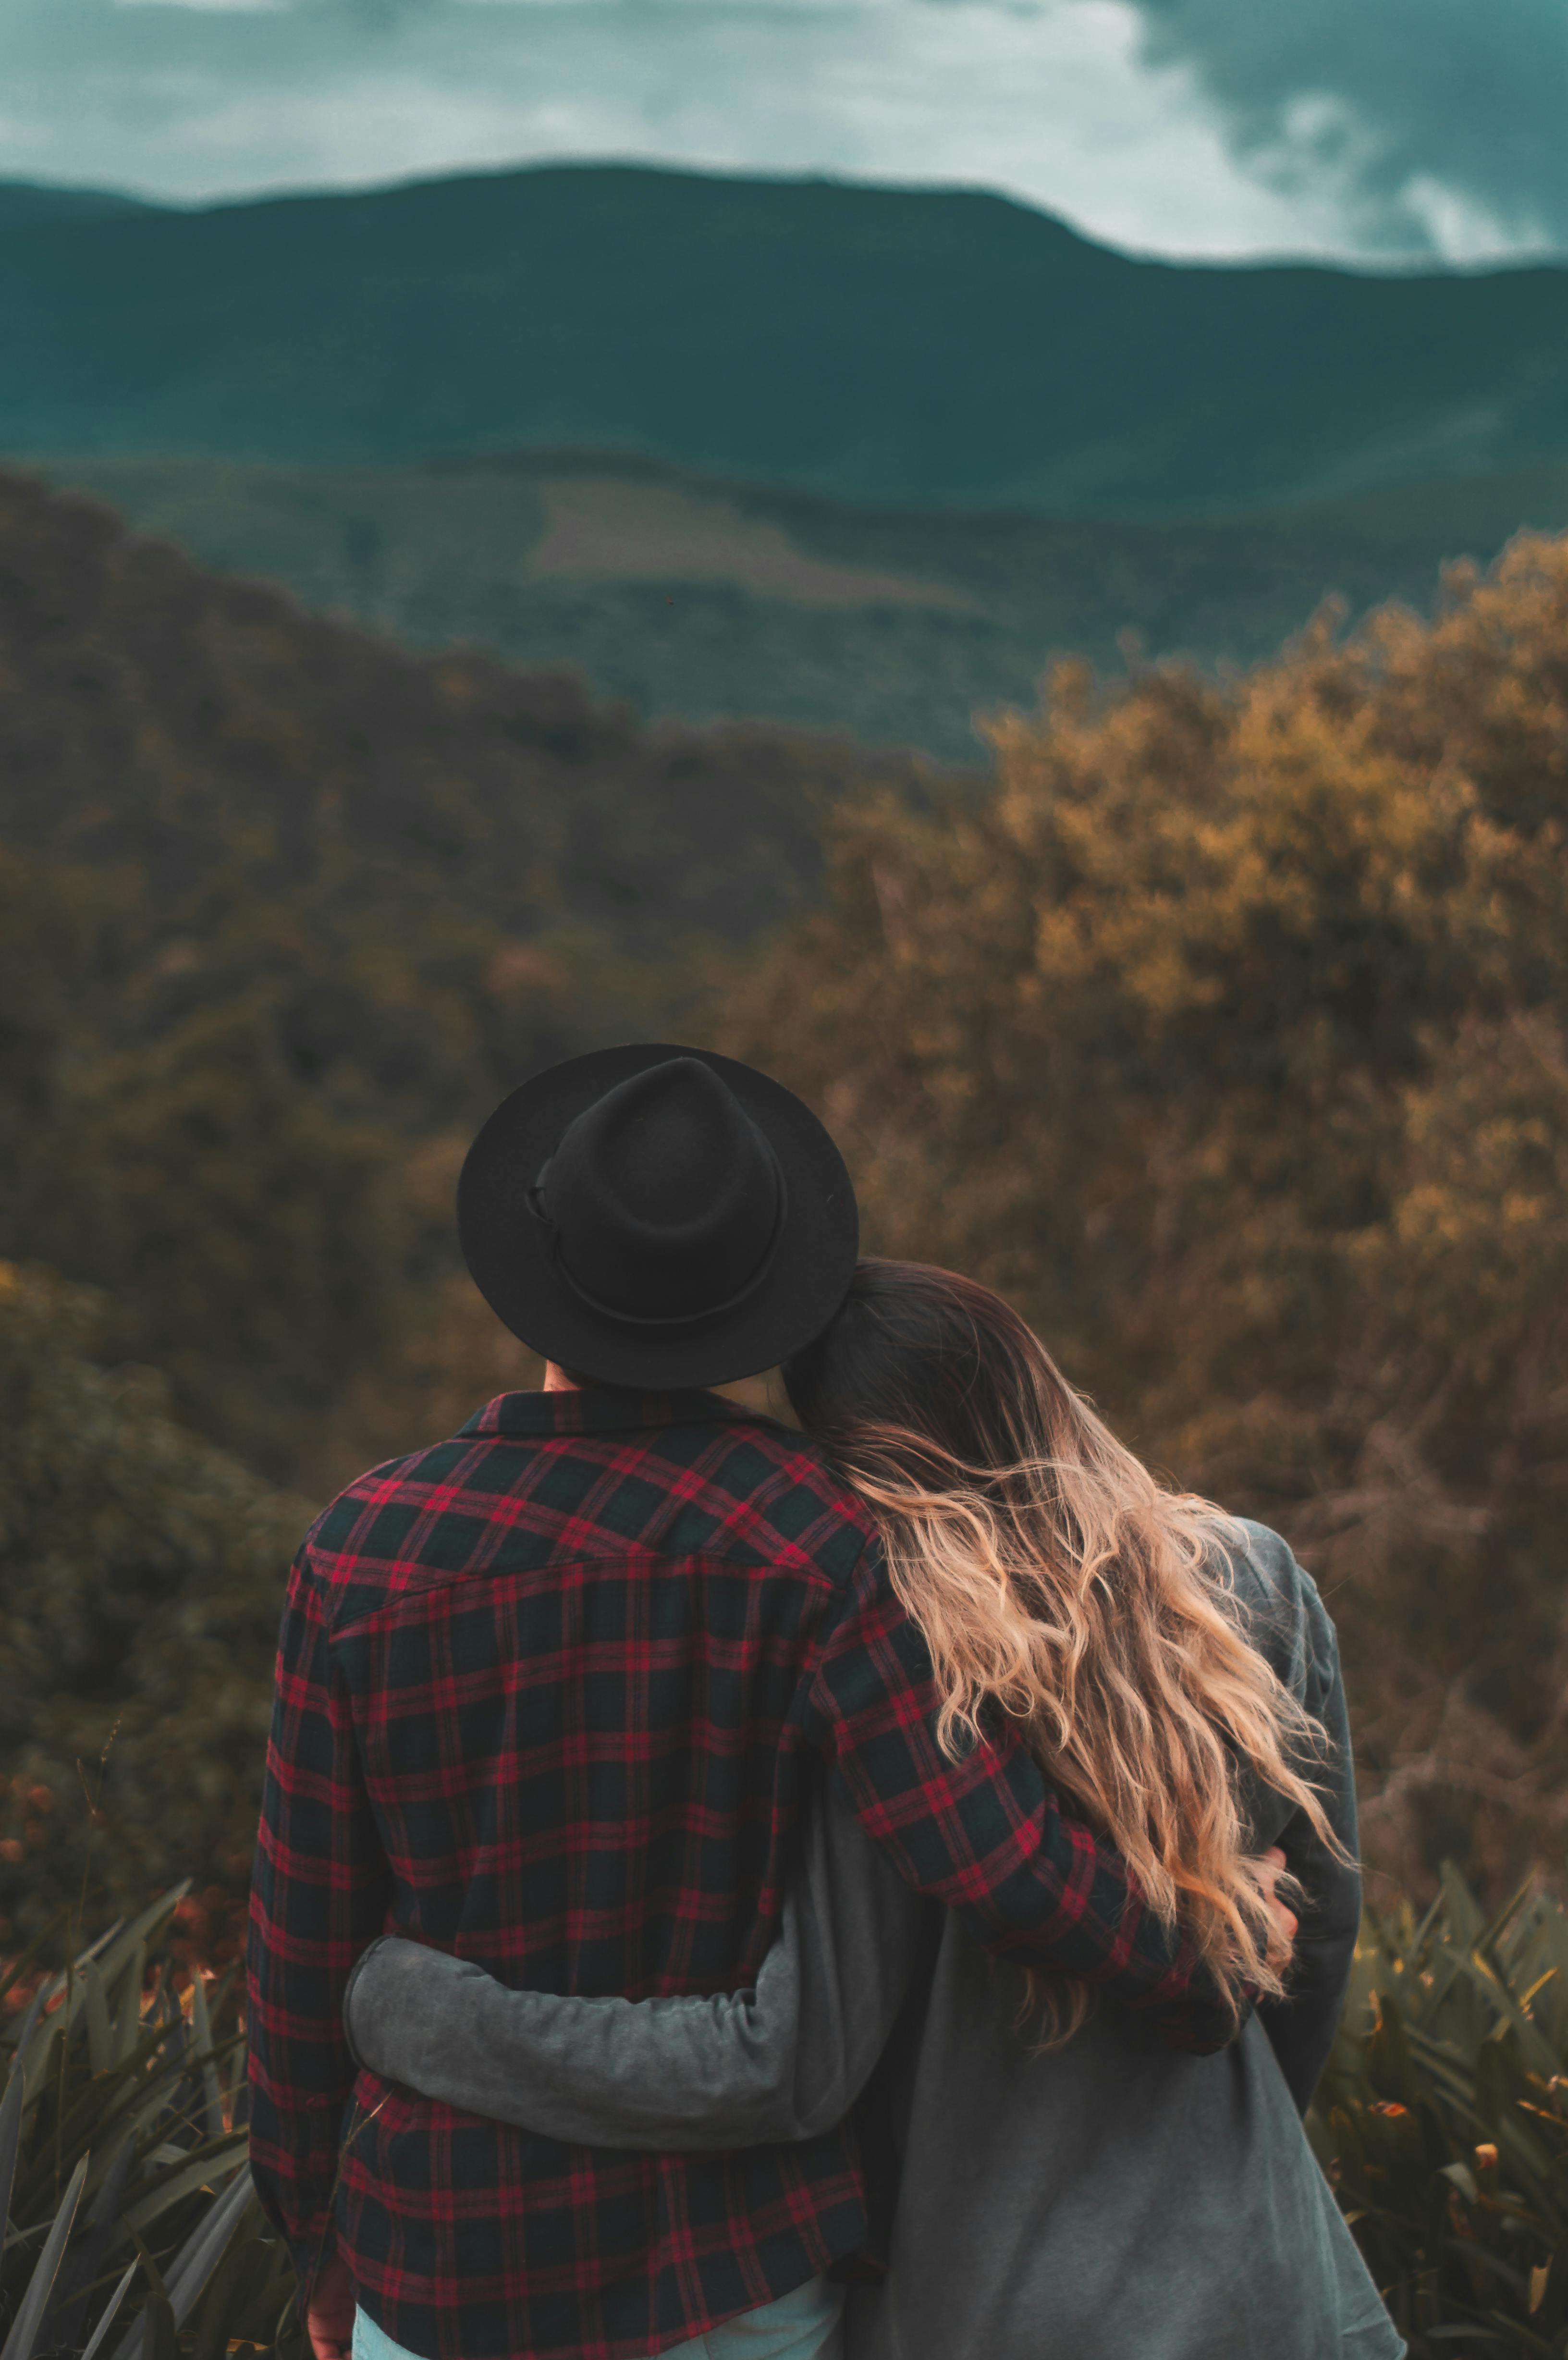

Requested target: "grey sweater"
[{"left": 344, "top": 1519, "right": 1403, "bottom": 2360}]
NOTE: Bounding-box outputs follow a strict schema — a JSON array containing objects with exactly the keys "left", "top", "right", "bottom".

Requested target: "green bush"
[
  {"left": 1312, "top": 1872, "right": 1568, "bottom": 2355},
  {"left": 0, "top": 1886, "right": 300, "bottom": 2360},
  {"left": 721, "top": 532, "right": 1568, "bottom": 1907},
  {"left": 0, "top": 1262, "right": 304, "bottom": 1952}
]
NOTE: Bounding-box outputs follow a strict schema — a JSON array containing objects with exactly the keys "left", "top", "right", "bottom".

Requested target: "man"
[{"left": 247, "top": 1047, "right": 1282, "bottom": 2360}]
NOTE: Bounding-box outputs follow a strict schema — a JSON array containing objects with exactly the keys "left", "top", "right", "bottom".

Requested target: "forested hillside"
[
  {"left": 0, "top": 467, "right": 933, "bottom": 1477},
  {"left": 0, "top": 1261, "right": 300, "bottom": 1950},
  {"left": 721, "top": 529, "right": 1568, "bottom": 1908},
  {"left": 4, "top": 161, "right": 1568, "bottom": 512},
  {"left": 34, "top": 449, "right": 1568, "bottom": 760}
]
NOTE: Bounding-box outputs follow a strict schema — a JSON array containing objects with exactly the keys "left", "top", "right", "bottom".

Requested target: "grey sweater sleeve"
[
  {"left": 1223, "top": 1519, "right": 1363, "bottom": 2117},
  {"left": 343, "top": 1773, "right": 928, "bottom": 2150}
]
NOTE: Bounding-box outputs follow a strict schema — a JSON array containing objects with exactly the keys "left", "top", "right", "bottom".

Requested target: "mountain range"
[{"left": 6, "top": 163, "right": 1568, "bottom": 514}]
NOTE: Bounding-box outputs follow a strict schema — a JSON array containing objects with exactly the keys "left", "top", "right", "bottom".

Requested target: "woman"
[{"left": 345, "top": 1261, "right": 1402, "bottom": 2360}]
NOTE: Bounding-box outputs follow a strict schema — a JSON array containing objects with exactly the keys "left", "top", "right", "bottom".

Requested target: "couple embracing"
[{"left": 247, "top": 1046, "right": 1402, "bottom": 2360}]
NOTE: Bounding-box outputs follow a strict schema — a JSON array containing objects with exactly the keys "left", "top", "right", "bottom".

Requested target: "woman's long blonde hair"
[{"left": 784, "top": 1259, "right": 1343, "bottom": 2038}]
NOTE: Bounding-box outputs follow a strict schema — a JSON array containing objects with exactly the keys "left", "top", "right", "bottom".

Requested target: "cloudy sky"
[{"left": 3, "top": 0, "right": 1565, "bottom": 264}]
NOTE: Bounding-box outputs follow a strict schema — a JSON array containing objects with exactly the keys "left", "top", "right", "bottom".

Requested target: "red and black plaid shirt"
[{"left": 247, "top": 1387, "right": 1220, "bottom": 2360}]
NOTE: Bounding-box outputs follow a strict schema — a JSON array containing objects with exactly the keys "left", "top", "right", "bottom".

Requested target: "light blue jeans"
[{"left": 353, "top": 2275, "right": 844, "bottom": 2360}]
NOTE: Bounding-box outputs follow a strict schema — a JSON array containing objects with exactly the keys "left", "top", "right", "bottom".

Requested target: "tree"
[
  {"left": 721, "top": 535, "right": 1568, "bottom": 1900},
  {"left": 0, "top": 1261, "right": 306, "bottom": 1950}
]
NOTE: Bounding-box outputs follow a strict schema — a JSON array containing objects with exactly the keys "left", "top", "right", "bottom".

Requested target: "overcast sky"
[{"left": 3, "top": 0, "right": 1565, "bottom": 265}]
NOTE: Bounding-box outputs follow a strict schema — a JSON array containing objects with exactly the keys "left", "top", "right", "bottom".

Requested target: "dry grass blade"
[
  {"left": 186, "top": 1980, "right": 225, "bottom": 2150},
  {"left": 0, "top": 2149, "right": 89, "bottom": 2360},
  {"left": 110, "top": 2168, "right": 255, "bottom": 2360},
  {"left": 120, "top": 2138, "right": 248, "bottom": 2239},
  {"left": 0, "top": 2069, "right": 23, "bottom": 2244},
  {"left": 45, "top": 2132, "right": 137, "bottom": 2350},
  {"left": 76, "top": 2261, "right": 138, "bottom": 2360}
]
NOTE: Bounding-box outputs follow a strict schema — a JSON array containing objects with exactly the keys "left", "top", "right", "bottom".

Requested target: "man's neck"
[{"left": 543, "top": 1361, "right": 798, "bottom": 1427}]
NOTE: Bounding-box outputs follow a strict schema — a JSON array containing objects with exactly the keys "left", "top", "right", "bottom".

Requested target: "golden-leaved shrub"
[{"left": 722, "top": 535, "right": 1568, "bottom": 1902}]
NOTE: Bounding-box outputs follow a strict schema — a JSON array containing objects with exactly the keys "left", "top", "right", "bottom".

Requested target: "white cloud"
[
  {"left": 1, "top": 0, "right": 1553, "bottom": 264},
  {"left": 113, "top": 1, "right": 291, "bottom": 12},
  {"left": 1397, "top": 174, "right": 1557, "bottom": 267},
  {"left": 1126, "top": 0, "right": 1568, "bottom": 261}
]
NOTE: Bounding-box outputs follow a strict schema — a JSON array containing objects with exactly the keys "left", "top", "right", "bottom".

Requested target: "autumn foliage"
[{"left": 722, "top": 536, "right": 1568, "bottom": 1904}]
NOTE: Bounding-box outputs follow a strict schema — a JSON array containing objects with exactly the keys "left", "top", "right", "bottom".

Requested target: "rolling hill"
[
  {"left": 5, "top": 162, "right": 1568, "bottom": 514},
  {"left": 0, "top": 462, "right": 944, "bottom": 1475},
  {"left": 33, "top": 448, "right": 1568, "bottom": 760},
  {"left": 0, "top": 464, "right": 932, "bottom": 990}
]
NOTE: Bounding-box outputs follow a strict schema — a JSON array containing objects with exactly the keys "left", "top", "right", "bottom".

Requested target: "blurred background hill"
[
  {"left": 10, "top": 165, "right": 1568, "bottom": 762},
  {"left": 6, "top": 164, "right": 1568, "bottom": 512},
  {"left": 0, "top": 466, "right": 941, "bottom": 1487},
  {"left": 28, "top": 447, "right": 1568, "bottom": 759}
]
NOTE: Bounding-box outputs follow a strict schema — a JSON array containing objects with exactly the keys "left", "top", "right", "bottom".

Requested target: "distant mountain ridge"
[
  {"left": 0, "top": 180, "right": 159, "bottom": 223},
  {"left": 4, "top": 162, "right": 1568, "bottom": 515}
]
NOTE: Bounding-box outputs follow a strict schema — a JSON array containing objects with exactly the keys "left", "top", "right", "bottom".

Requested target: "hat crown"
[
  {"left": 538, "top": 1057, "right": 784, "bottom": 1325},
  {"left": 458, "top": 1039, "right": 858, "bottom": 1388}
]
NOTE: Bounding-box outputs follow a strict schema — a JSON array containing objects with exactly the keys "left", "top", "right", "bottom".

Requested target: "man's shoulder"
[
  {"left": 297, "top": 1406, "right": 879, "bottom": 1612},
  {"left": 636, "top": 1410, "right": 880, "bottom": 1586},
  {"left": 308, "top": 1426, "right": 485, "bottom": 1529},
  {"left": 295, "top": 1430, "right": 484, "bottom": 1611}
]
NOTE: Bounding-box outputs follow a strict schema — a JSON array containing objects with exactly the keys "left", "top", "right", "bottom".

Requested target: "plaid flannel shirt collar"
[{"left": 457, "top": 1385, "right": 778, "bottom": 1441}]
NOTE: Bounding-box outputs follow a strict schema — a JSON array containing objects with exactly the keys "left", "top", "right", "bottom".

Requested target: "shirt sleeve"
[
  {"left": 342, "top": 1773, "right": 926, "bottom": 2151},
  {"left": 246, "top": 1547, "right": 392, "bottom": 2300},
  {"left": 800, "top": 1537, "right": 1236, "bottom": 2048}
]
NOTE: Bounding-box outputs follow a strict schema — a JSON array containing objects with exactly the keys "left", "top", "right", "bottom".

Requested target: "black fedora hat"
[{"left": 457, "top": 1044, "right": 858, "bottom": 1388}]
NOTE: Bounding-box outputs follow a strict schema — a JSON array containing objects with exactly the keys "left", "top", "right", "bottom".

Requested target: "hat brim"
[{"left": 457, "top": 1044, "right": 859, "bottom": 1388}]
